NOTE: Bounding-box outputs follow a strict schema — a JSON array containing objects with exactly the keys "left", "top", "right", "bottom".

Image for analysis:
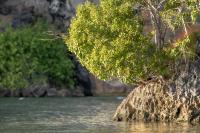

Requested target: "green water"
[{"left": 0, "top": 97, "right": 199, "bottom": 133}]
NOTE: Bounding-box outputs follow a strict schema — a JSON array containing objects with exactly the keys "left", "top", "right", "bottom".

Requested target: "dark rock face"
[
  {"left": 0, "top": 5, "right": 12, "bottom": 15},
  {"left": 0, "top": 0, "right": 7, "bottom": 5},
  {"left": 0, "top": 0, "right": 50, "bottom": 28},
  {"left": 0, "top": 89, "right": 11, "bottom": 97},
  {"left": 0, "top": 85, "right": 83, "bottom": 97},
  {"left": 12, "top": 6, "right": 36, "bottom": 28},
  {"left": 75, "top": 60, "right": 93, "bottom": 96},
  {"left": 47, "top": 0, "right": 75, "bottom": 30},
  {"left": 0, "top": 0, "right": 99, "bottom": 29}
]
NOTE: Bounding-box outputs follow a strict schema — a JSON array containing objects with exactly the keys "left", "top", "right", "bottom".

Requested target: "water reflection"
[
  {"left": 0, "top": 97, "right": 199, "bottom": 133},
  {"left": 124, "top": 122, "right": 199, "bottom": 133}
]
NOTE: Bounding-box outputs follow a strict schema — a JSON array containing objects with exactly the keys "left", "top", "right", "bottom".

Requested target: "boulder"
[
  {"left": 113, "top": 77, "right": 200, "bottom": 124},
  {"left": 21, "top": 88, "right": 34, "bottom": 97},
  {"left": 47, "top": 88, "right": 58, "bottom": 97},
  {"left": 57, "top": 89, "right": 72, "bottom": 97},
  {"left": 0, "top": 89, "right": 11, "bottom": 97},
  {"left": 12, "top": 89, "right": 23, "bottom": 97},
  {"left": 72, "top": 86, "right": 84, "bottom": 97},
  {"left": 90, "top": 75, "right": 133, "bottom": 96},
  {"left": 22, "top": 84, "right": 48, "bottom": 97}
]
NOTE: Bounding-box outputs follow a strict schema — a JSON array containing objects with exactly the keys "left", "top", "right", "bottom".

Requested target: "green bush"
[
  {"left": 0, "top": 21, "right": 75, "bottom": 89},
  {"left": 67, "top": 0, "right": 170, "bottom": 83}
]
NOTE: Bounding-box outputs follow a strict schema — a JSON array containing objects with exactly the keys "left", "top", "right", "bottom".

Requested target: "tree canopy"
[{"left": 67, "top": 0, "right": 200, "bottom": 84}]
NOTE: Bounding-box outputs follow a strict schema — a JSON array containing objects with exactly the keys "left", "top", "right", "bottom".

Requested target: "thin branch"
[
  {"left": 143, "top": 0, "right": 157, "bottom": 13},
  {"left": 157, "top": 0, "right": 168, "bottom": 11}
]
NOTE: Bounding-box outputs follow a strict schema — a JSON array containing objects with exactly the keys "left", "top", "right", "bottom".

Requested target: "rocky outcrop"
[
  {"left": 0, "top": 0, "right": 98, "bottom": 30},
  {"left": 113, "top": 67, "right": 200, "bottom": 124},
  {"left": 0, "top": 84, "right": 83, "bottom": 97},
  {"left": 90, "top": 75, "right": 133, "bottom": 96}
]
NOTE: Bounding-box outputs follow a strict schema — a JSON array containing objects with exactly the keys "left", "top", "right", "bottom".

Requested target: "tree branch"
[{"left": 157, "top": 0, "right": 168, "bottom": 11}]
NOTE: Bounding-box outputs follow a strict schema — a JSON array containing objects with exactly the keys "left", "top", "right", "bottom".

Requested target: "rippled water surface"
[{"left": 0, "top": 97, "right": 200, "bottom": 133}]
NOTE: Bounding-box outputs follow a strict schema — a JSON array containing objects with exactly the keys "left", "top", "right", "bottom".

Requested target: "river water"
[{"left": 0, "top": 97, "right": 199, "bottom": 133}]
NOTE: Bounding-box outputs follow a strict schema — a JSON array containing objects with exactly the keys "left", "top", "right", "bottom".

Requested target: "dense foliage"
[
  {"left": 67, "top": 0, "right": 200, "bottom": 84},
  {"left": 67, "top": 0, "right": 170, "bottom": 83},
  {"left": 0, "top": 22, "right": 75, "bottom": 89}
]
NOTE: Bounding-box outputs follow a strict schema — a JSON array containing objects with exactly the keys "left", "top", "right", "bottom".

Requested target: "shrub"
[
  {"left": 0, "top": 21, "right": 75, "bottom": 89},
  {"left": 67, "top": 0, "right": 170, "bottom": 83}
]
